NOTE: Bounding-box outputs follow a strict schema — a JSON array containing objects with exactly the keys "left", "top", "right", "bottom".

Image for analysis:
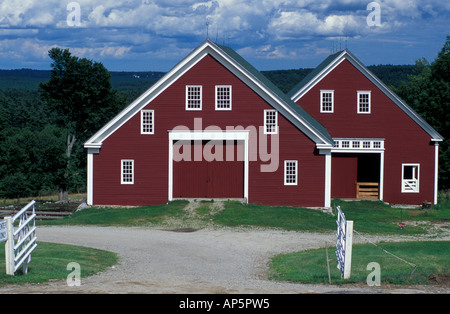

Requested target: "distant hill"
[
  {"left": 262, "top": 64, "right": 416, "bottom": 94},
  {"left": 0, "top": 65, "right": 415, "bottom": 96},
  {"left": 0, "top": 69, "right": 164, "bottom": 91}
]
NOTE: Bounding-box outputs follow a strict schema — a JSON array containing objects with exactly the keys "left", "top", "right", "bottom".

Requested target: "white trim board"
[
  {"left": 84, "top": 40, "right": 333, "bottom": 151},
  {"left": 168, "top": 130, "right": 250, "bottom": 202}
]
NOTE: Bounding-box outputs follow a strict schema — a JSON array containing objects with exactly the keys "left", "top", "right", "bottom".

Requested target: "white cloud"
[{"left": 0, "top": 0, "right": 448, "bottom": 69}]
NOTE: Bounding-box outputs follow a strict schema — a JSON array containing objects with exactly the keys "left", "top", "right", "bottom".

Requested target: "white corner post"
[
  {"left": 86, "top": 147, "right": 100, "bottom": 206},
  {"left": 324, "top": 150, "right": 332, "bottom": 208},
  {"left": 336, "top": 205, "right": 353, "bottom": 279},
  {"left": 343, "top": 220, "right": 353, "bottom": 279},
  {"left": 434, "top": 142, "right": 439, "bottom": 205},
  {"left": 5, "top": 216, "right": 14, "bottom": 275}
]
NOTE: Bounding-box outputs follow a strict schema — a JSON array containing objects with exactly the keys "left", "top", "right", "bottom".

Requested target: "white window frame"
[
  {"left": 284, "top": 160, "right": 298, "bottom": 186},
  {"left": 264, "top": 110, "right": 278, "bottom": 134},
  {"left": 186, "top": 85, "right": 202, "bottom": 110},
  {"left": 357, "top": 91, "right": 371, "bottom": 114},
  {"left": 141, "top": 110, "right": 154, "bottom": 134},
  {"left": 320, "top": 90, "right": 334, "bottom": 113},
  {"left": 215, "top": 85, "right": 232, "bottom": 110},
  {"left": 121, "top": 160, "right": 134, "bottom": 185},
  {"left": 401, "top": 163, "right": 419, "bottom": 193}
]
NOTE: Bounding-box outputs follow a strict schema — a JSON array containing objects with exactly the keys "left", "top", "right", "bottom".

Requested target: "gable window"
[
  {"left": 402, "top": 164, "right": 419, "bottom": 193},
  {"left": 264, "top": 110, "right": 278, "bottom": 134},
  {"left": 215, "top": 85, "right": 232, "bottom": 110},
  {"left": 121, "top": 160, "right": 134, "bottom": 185},
  {"left": 186, "top": 85, "right": 202, "bottom": 110},
  {"left": 357, "top": 91, "right": 371, "bottom": 114},
  {"left": 320, "top": 90, "right": 334, "bottom": 113},
  {"left": 284, "top": 160, "right": 298, "bottom": 185},
  {"left": 141, "top": 110, "right": 154, "bottom": 134}
]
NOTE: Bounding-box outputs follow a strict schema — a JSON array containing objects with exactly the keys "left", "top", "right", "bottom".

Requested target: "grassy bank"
[
  {"left": 35, "top": 196, "right": 450, "bottom": 235},
  {"left": 269, "top": 241, "right": 450, "bottom": 285},
  {"left": 0, "top": 242, "right": 118, "bottom": 287}
]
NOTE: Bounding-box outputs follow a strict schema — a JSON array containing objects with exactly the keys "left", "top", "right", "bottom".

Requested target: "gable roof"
[
  {"left": 288, "top": 49, "right": 443, "bottom": 141},
  {"left": 85, "top": 40, "right": 333, "bottom": 149}
]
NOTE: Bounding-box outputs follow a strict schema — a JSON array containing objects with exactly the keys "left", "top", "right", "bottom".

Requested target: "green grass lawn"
[
  {"left": 8, "top": 193, "right": 448, "bottom": 287},
  {"left": 37, "top": 194, "right": 449, "bottom": 235},
  {"left": 269, "top": 241, "right": 450, "bottom": 285},
  {"left": 0, "top": 242, "right": 118, "bottom": 287},
  {"left": 41, "top": 200, "right": 188, "bottom": 227}
]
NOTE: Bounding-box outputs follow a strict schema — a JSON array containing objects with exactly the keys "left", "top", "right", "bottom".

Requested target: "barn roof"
[
  {"left": 85, "top": 40, "right": 333, "bottom": 149},
  {"left": 288, "top": 49, "right": 444, "bottom": 142}
]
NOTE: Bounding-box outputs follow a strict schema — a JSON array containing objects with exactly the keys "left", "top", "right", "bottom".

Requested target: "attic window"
[
  {"left": 358, "top": 91, "right": 371, "bottom": 114},
  {"left": 264, "top": 110, "right": 278, "bottom": 134},
  {"left": 215, "top": 85, "right": 232, "bottom": 110},
  {"left": 141, "top": 110, "right": 154, "bottom": 134},
  {"left": 320, "top": 90, "right": 334, "bottom": 113},
  {"left": 186, "top": 85, "right": 202, "bottom": 110}
]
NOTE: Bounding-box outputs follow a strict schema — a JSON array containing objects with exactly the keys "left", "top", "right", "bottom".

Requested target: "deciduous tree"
[{"left": 39, "top": 48, "right": 126, "bottom": 201}]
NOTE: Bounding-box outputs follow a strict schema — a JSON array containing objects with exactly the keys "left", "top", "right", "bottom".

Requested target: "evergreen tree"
[{"left": 398, "top": 36, "right": 450, "bottom": 190}]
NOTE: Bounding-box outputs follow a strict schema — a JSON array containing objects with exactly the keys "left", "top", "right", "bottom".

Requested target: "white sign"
[{"left": 0, "top": 219, "right": 8, "bottom": 242}]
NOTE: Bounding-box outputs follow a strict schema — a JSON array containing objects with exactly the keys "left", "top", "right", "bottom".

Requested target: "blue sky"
[{"left": 0, "top": 0, "right": 448, "bottom": 71}]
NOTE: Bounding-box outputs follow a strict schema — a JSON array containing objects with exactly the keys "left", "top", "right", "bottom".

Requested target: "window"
[
  {"left": 402, "top": 164, "right": 419, "bottom": 193},
  {"left": 186, "top": 85, "right": 202, "bottom": 110},
  {"left": 358, "top": 91, "right": 371, "bottom": 114},
  {"left": 215, "top": 85, "right": 232, "bottom": 110},
  {"left": 264, "top": 110, "right": 278, "bottom": 134},
  {"left": 141, "top": 110, "right": 154, "bottom": 134},
  {"left": 320, "top": 90, "right": 334, "bottom": 113},
  {"left": 121, "top": 160, "right": 134, "bottom": 185},
  {"left": 284, "top": 160, "right": 298, "bottom": 185}
]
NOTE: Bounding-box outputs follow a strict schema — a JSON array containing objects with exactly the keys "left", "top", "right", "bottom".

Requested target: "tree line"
[{"left": 0, "top": 38, "right": 448, "bottom": 201}]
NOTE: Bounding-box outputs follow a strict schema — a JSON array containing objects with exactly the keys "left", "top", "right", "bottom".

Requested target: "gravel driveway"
[{"left": 1, "top": 225, "right": 448, "bottom": 294}]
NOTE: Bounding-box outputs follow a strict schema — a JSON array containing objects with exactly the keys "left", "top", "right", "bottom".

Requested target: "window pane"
[
  {"left": 187, "top": 86, "right": 202, "bottom": 110},
  {"left": 265, "top": 110, "right": 277, "bottom": 134},
  {"left": 321, "top": 92, "right": 333, "bottom": 112},
  {"left": 216, "top": 86, "right": 231, "bottom": 109}
]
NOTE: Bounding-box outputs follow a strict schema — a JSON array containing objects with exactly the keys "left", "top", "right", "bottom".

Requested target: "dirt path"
[{"left": 1, "top": 223, "right": 448, "bottom": 294}]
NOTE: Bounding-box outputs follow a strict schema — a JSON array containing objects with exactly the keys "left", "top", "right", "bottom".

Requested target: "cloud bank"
[{"left": 0, "top": 0, "right": 448, "bottom": 70}]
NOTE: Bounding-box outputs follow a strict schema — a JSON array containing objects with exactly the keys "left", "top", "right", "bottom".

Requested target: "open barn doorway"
[{"left": 331, "top": 153, "right": 381, "bottom": 200}]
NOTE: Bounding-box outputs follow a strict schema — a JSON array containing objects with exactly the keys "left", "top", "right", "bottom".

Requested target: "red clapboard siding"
[
  {"left": 92, "top": 54, "right": 326, "bottom": 207},
  {"left": 296, "top": 59, "right": 435, "bottom": 204}
]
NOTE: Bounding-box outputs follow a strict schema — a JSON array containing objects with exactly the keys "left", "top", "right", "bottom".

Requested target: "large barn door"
[
  {"left": 331, "top": 154, "right": 358, "bottom": 198},
  {"left": 173, "top": 140, "right": 244, "bottom": 198}
]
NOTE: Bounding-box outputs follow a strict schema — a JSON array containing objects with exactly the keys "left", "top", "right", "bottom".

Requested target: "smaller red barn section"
[
  {"left": 84, "top": 40, "right": 334, "bottom": 208},
  {"left": 289, "top": 49, "right": 444, "bottom": 205}
]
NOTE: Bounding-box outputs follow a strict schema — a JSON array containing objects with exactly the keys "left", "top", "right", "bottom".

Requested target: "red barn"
[
  {"left": 288, "top": 49, "right": 443, "bottom": 205},
  {"left": 85, "top": 42, "right": 443, "bottom": 208},
  {"left": 84, "top": 40, "right": 334, "bottom": 207}
]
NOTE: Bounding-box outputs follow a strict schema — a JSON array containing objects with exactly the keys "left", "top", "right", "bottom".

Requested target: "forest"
[{"left": 0, "top": 39, "right": 448, "bottom": 200}]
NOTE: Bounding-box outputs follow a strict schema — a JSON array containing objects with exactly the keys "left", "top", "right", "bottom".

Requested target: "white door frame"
[{"left": 168, "top": 130, "right": 249, "bottom": 202}]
